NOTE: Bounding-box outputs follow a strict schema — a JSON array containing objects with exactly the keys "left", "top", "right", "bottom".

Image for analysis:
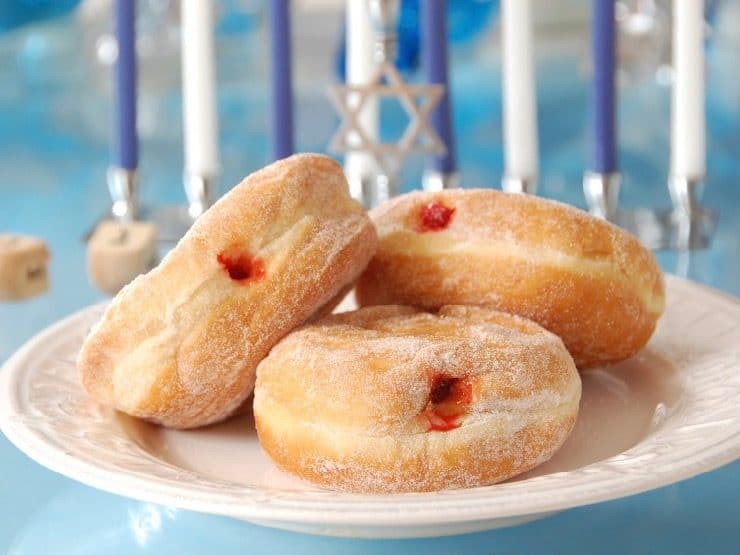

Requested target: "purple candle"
[
  {"left": 421, "top": 0, "right": 456, "bottom": 174},
  {"left": 113, "top": 0, "right": 137, "bottom": 170},
  {"left": 591, "top": 0, "right": 617, "bottom": 174},
  {"left": 268, "top": 0, "right": 294, "bottom": 161}
]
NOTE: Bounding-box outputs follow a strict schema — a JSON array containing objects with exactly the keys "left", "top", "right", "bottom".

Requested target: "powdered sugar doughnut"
[
  {"left": 355, "top": 190, "right": 665, "bottom": 368},
  {"left": 254, "top": 305, "right": 581, "bottom": 493},
  {"left": 78, "top": 154, "right": 377, "bottom": 429}
]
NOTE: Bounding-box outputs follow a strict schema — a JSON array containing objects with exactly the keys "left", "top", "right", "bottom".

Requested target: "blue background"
[{"left": 1, "top": 2, "right": 738, "bottom": 553}]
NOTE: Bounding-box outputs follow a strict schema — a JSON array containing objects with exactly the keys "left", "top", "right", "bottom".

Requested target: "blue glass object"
[
  {"left": 335, "top": 21, "right": 346, "bottom": 81},
  {"left": 397, "top": 0, "right": 421, "bottom": 72},
  {"left": 0, "top": 0, "right": 80, "bottom": 32},
  {"left": 447, "top": 0, "right": 499, "bottom": 43}
]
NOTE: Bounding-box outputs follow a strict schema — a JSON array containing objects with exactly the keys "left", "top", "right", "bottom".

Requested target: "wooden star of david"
[{"left": 328, "top": 62, "right": 446, "bottom": 180}]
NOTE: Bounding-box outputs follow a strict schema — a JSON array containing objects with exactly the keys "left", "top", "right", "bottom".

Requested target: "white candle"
[
  {"left": 501, "top": 0, "right": 538, "bottom": 181},
  {"left": 345, "top": 0, "right": 379, "bottom": 194},
  {"left": 671, "top": 0, "right": 705, "bottom": 179},
  {"left": 181, "top": 0, "right": 220, "bottom": 178}
]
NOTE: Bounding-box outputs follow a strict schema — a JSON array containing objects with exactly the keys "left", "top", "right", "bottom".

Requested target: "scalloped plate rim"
[{"left": 1, "top": 274, "right": 739, "bottom": 529}]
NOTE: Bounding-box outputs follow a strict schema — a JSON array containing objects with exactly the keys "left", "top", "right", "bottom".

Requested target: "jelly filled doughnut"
[
  {"left": 78, "top": 154, "right": 377, "bottom": 429},
  {"left": 254, "top": 305, "right": 581, "bottom": 493},
  {"left": 355, "top": 190, "right": 665, "bottom": 368}
]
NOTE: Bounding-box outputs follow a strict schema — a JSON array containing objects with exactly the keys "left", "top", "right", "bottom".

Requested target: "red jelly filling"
[
  {"left": 217, "top": 249, "right": 266, "bottom": 283},
  {"left": 426, "top": 411, "right": 460, "bottom": 432},
  {"left": 425, "top": 375, "right": 472, "bottom": 432},
  {"left": 418, "top": 201, "right": 455, "bottom": 232}
]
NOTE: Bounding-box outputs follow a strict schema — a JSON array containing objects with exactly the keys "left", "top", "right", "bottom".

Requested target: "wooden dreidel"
[
  {"left": 0, "top": 234, "right": 50, "bottom": 301},
  {"left": 87, "top": 220, "right": 157, "bottom": 295}
]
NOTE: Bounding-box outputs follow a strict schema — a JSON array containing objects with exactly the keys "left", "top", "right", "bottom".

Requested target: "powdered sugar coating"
[
  {"left": 357, "top": 189, "right": 665, "bottom": 368},
  {"left": 254, "top": 305, "right": 581, "bottom": 493},
  {"left": 77, "top": 154, "right": 377, "bottom": 429}
]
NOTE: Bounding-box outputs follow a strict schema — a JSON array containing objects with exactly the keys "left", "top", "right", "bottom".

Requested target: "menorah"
[{"left": 90, "top": 0, "right": 716, "bottom": 293}]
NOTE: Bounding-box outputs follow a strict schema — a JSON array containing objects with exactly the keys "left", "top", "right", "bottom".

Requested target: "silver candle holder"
[
  {"left": 502, "top": 175, "right": 538, "bottom": 195},
  {"left": 422, "top": 169, "right": 460, "bottom": 191},
  {"left": 183, "top": 172, "right": 216, "bottom": 220},
  {"left": 107, "top": 166, "right": 139, "bottom": 222},
  {"left": 583, "top": 172, "right": 717, "bottom": 251},
  {"left": 88, "top": 171, "right": 211, "bottom": 248},
  {"left": 583, "top": 171, "right": 621, "bottom": 222},
  {"left": 142, "top": 172, "right": 217, "bottom": 243}
]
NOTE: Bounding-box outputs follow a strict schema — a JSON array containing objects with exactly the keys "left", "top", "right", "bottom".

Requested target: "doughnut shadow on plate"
[
  {"left": 511, "top": 348, "right": 681, "bottom": 481},
  {"left": 118, "top": 405, "right": 306, "bottom": 490},
  {"left": 118, "top": 348, "right": 678, "bottom": 491}
]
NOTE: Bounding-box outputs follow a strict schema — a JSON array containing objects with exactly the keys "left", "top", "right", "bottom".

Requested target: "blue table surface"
[{"left": 1, "top": 11, "right": 739, "bottom": 555}]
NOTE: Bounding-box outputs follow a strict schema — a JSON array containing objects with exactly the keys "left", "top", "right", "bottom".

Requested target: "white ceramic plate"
[{"left": 2, "top": 275, "right": 740, "bottom": 539}]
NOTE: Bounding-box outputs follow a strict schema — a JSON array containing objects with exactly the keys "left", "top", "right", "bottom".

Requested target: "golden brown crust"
[
  {"left": 78, "top": 154, "right": 377, "bottom": 429},
  {"left": 356, "top": 190, "right": 665, "bottom": 368},
  {"left": 254, "top": 305, "right": 581, "bottom": 493}
]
